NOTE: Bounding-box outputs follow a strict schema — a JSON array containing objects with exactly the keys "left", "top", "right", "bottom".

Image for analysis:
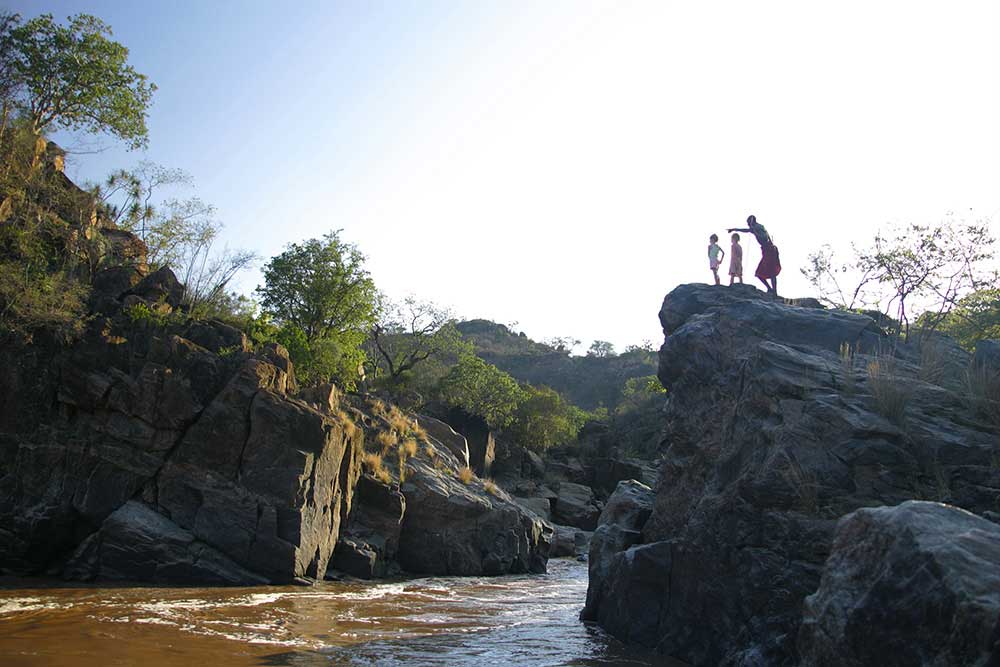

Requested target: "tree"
[
  {"left": 506, "top": 384, "right": 589, "bottom": 452},
  {"left": 368, "top": 295, "right": 471, "bottom": 387},
  {"left": 924, "top": 287, "right": 1000, "bottom": 351},
  {"left": 587, "top": 340, "right": 616, "bottom": 358},
  {"left": 545, "top": 336, "right": 581, "bottom": 354},
  {"left": 436, "top": 355, "right": 525, "bottom": 429},
  {"left": 802, "top": 216, "right": 995, "bottom": 340},
  {"left": 93, "top": 162, "right": 257, "bottom": 313},
  {"left": 256, "top": 231, "right": 377, "bottom": 388},
  {"left": 6, "top": 13, "right": 155, "bottom": 148}
]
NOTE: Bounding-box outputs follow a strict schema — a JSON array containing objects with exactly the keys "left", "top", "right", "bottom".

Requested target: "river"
[{"left": 0, "top": 558, "right": 677, "bottom": 667}]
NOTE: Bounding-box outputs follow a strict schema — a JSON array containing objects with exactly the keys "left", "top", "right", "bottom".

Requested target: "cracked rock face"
[
  {"left": 0, "top": 285, "right": 362, "bottom": 584},
  {"left": 799, "top": 501, "right": 1000, "bottom": 667},
  {"left": 586, "top": 284, "right": 1000, "bottom": 666}
]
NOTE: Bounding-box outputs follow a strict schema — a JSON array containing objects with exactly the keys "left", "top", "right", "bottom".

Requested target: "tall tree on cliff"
[
  {"left": 4, "top": 13, "right": 155, "bottom": 149},
  {"left": 256, "top": 231, "right": 378, "bottom": 388}
]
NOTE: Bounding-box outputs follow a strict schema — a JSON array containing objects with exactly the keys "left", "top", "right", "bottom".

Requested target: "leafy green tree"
[
  {"left": 5, "top": 13, "right": 155, "bottom": 148},
  {"left": 924, "top": 287, "right": 1000, "bottom": 351},
  {"left": 436, "top": 355, "right": 525, "bottom": 429},
  {"left": 587, "top": 340, "right": 616, "bottom": 357},
  {"left": 256, "top": 231, "right": 377, "bottom": 389},
  {"left": 368, "top": 296, "right": 471, "bottom": 388},
  {"left": 506, "top": 384, "right": 589, "bottom": 452}
]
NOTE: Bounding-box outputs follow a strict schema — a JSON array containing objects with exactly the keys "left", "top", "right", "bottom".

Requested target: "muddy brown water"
[{"left": 0, "top": 558, "right": 677, "bottom": 667}]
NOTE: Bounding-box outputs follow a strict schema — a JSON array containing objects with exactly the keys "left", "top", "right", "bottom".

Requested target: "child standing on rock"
[
  {"left": 708, "top": 234, "right": 725, "bottom": 285},
  {"left": 729, "top": 233, "right": 743, "bottom": 285}
]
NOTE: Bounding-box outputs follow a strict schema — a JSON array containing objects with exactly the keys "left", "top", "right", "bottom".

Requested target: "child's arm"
[{"left": 727, "top": 227, "right": 751, "bottom": 233}]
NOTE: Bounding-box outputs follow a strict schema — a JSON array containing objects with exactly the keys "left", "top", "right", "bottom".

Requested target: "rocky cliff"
[
  {"left": 584, "top": 283, "right": 1000, "bottom": 665},
  {"left": 0, "top": 159, "right": 548, "bottom": 585}
]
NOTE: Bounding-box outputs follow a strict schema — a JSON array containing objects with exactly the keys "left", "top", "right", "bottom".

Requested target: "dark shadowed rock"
[
  {"left": 514, "top": 496, "right": 552, "bottom": 521},
  {"left": 64, "top": 500, "right": 268, "bottom": 585},
  {"left": 551, "top": 524, "right": 592, "bottom": 557},
  {"left": 416, "top": 414, "right": 470, "bottom": 468},
  {"left": 587, "top": 283, "right": 1000, "bottom": 665},
  {"left": 127, "top": 266, "right": 185, "bottom": 308},
  {"left": 396, "top": 456, "right": 549, "bottom": 576},
  {"left": 332, "top": 474, "right": 405, "bottom": 579},
  {"left": 444, "top": 408, "right": 495, "bottom": 476},
  {"left": 582, "top": 480, "right": 653, "bottom": 621},
  {"left": 799, "top": 501, "right": 1000, "bottom": 667},
  {"left": 553, "top": 481, "right": 601, "bottom": 530},
  {"left": 973, "top": 339, "right": 1000, "bottom": 372}
]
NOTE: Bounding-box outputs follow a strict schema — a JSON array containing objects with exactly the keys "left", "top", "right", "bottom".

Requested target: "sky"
[{"left": 8, "top": 0, "right": 1000, "bottom": 352}]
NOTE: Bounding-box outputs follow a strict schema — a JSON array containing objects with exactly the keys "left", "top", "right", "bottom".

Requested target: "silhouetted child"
[
  {"left": 729, "top": 233, "right": 743, "bottom": 285},
  {"left": 708, "top": 234, "right": 725, "bottom": 285}
]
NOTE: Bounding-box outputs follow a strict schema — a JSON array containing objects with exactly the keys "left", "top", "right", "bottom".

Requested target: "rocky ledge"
[
  {"left": 0, "top": 266, "right": 548, "bottom": 584},
  {"left": 584, "top": 283, "right": 1000, "bottom": 665}
]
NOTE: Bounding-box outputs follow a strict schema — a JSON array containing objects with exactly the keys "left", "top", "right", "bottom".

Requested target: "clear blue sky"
[{"left": 9, "top": 1, "right": 1000, "bottom": 351}]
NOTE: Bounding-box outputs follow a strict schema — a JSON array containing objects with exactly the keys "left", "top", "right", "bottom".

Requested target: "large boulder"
[
  {"left": 396, "top": 456, "right": 550, "bottom": 575},
  {"left": 799, "top": 501, "right": 1000, "bottom": 667},
  {"left": 64, "top": 500, "right": 267, "bottom": 585},
  {"left": 552, "top": 481, "right": 602, "bottom": 530},
  {"left": 582, "top": 479, "right": 654, "bottom": 620},
  {"left": 587, "top": 284, "right": 1000, "bottom": 665}
]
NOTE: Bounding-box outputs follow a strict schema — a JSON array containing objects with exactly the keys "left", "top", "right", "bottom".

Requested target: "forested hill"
[{"left": 454, "top": 320, "right": 657, "bottom": 411}]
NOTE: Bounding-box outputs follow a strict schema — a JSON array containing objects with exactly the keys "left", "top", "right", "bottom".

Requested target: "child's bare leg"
[
  {"left": 758, "top": 276, "right": 770, "bottom": 291},
  {"left": 770, "top": 277, "right": 778, "bottom": 294},
  {"left": 728, "top": 275, "right": 734, "bottom": 286},
  {"left": 713, "top": 269, "right": 720, "bottom": 285}
]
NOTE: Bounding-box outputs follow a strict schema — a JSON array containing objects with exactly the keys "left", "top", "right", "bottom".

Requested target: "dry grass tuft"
[
  {"left": 839, "top": 342, "right": 856, "bottom": 395},
  {"left": 402, "top": 438, "right": 418, "bottom": 458},
  {"left": 376, "top": 430, "right": 398, "bottom": 454},
  {"left": 918, "top": 340, "right": 948, "bottom": 385},
  {"left": 964, "top": 362, "right": 1000, "bottom": 427},
  {"left": 374, "top": 466, "right": 392, "bottom": 485},
  {"left": 424, "top": 443, "right": 436, "bottom": 459},
  {"left": 483, "top": 479, "right": 500, "bottom": 496},
  {"left": 362, "top": 452, "right": 384, "bottom": 476},
  {"left": 411, "top": 422, "right": 429, "bottom": 442},
  {"left": 458, "top": 466, "right": 474, "bottom": 484},
  {"left": 337, "top": 409, "right": 357, "bottom": 438},
  {"left": 368, "top": 398, "right": 388, "bottom": 418},
  {"left": 867, "top": 354, "right": 911, "bottom": 425}
]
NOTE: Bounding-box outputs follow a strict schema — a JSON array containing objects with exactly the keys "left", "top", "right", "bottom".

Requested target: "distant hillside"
[{"left": 455, "top": 320, "right": 657, "bottom": 411}]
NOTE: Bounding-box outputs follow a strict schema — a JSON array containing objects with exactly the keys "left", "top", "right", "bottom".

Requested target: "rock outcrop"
[
  {"left": 1, "top": 301, "right": 549, "bottom": 584},
  {"left": 799, "top": 501, "right": 1000, "bottom": 666},
  {"left": 395, "top": 454, "right": 550, "bottom": 575},
  {"left": 586, "top": 283, "right": 1000, "bottom": 665},
  {"left": 0, "top": 292, "right": 364, "bottom": 583}
]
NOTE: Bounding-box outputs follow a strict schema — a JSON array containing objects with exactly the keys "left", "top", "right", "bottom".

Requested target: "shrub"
[
  {"left": 867, "top": 355, "right": 911, "bottom": 425},
  {"left": 483, "top": 479, "right": 500, "bottom": 496},
  {"left": 424, "top": 444, "right": 436, "bottom": 459},
  {"left": 458, "top": 466, "right": 474, "bottom": 484}
]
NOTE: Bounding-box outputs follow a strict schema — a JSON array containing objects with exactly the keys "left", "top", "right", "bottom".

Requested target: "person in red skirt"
[{"left": 728, "top": 214, "right": 780, "bottom": 294}]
